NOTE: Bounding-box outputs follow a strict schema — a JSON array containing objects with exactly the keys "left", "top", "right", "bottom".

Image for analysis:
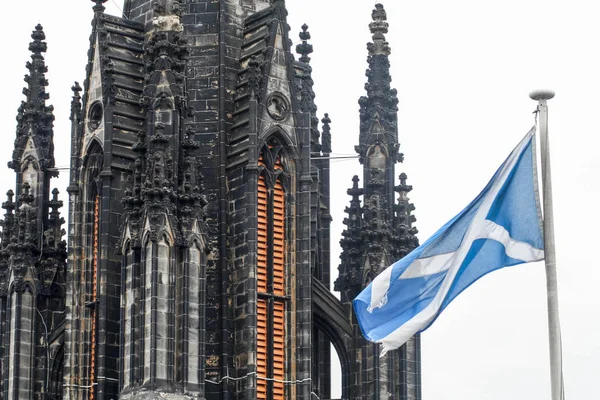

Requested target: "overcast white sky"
[{"left": 2, "top": 1, "right": 599, "bottom": 399}]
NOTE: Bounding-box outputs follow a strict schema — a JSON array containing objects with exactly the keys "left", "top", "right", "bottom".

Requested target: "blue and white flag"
[{"left": 354, "top": 128, "right": 545, "bottom": 354}]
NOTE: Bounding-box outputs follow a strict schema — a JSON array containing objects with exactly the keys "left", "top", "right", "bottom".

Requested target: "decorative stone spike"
[
  {"left": 296, "top": 24, "right": 313, "bottom": 63},
  {"left": 392, "top": 173, "right": 419, "bottom": 260},
  {"left": 11, "top": 24, "right": 55, "bottom": 172},
  {"left": 321, "top": 113, "right": 332, "bottom": 154},
  {"left": 335, "top": 175, "right": 365, "bottom": 293},
  {"left": 0, "top": 190, "right": 16, "bottom": 250},
  {"left": 29, "top": 24, "right": 48, "bottom": 56},
  {"left": 370, "top": 4, "right": 390, "bottom": 42},
  {"left": 395, "top": 172, "right": 413, "bottom": 195},
  {"left": 70, "top": 82, "right": 82, "bottom": 121},
  {"left": 356, "top": 3, "right": 399, "bottom": 162}
]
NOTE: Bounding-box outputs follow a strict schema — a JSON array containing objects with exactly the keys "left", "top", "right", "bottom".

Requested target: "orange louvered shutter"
[
  {"left": 257, "top": 153, "right": 287, "bottom": 399},
  {"left": 90, "top": 195, "right": 99, "bottom": 400},
  {"left": 272, "top": 180, "right": 285, "bottom": 297},
  {"left": 272, "top": 301, "right": 285, "bottom": 399},
  {"left": 257, "top": 299, "right": 268, "bottom": 399},
  {"left": 257, "top": 176, "right": 268, "bottom": 293}
]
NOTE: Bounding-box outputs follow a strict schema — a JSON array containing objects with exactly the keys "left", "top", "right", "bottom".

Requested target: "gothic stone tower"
[
  {"left": 336, "top": 4, "right": 421, "bottom": 399},
  {"left": 0, "top": 1, "right": 421, "bottom": 400},
  {"left": 0, "top": 25, "right": 68, "bottom": 399}
]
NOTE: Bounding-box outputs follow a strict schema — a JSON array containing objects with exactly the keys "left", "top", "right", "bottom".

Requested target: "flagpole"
[{"left": 529, "top": 89, "right": 563, "bottom": 400}]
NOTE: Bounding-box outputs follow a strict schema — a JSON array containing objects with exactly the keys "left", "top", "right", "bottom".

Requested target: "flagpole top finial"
[{"left": 529, "top": 89, "right": 555, "bottom": 101}]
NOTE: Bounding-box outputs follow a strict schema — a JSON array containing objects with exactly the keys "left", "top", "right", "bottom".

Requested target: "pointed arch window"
[
  {"left": 257, "top": 145, "right": 287, "bottom": 400},
  {"left": 82, "top": 142, "right": 103, "bottom": 400}
]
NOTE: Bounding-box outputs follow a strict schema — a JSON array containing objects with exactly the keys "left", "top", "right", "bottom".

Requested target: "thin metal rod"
[{"left": 530, "top": 90, "right": 563, "bottom": 400}]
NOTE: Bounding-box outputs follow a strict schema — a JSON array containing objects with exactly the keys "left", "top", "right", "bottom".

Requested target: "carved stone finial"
[
  {"left": 399, "top": 172, "right": 407, "bottom": 185},
  {"left": 92, "top": 0, "right": 108, "bottom": 13},
  {"left": 296, "top": 24, "right": 313, "bottom": 64},
  {"left": 321, "top": 113, "right": 332, "bottom": 154},
  {"left": 368, "top": 4, "right": 390, "bottom": 56},
  {"left": 370, "top": 4, "right": 389, "bottom": 36},
  {"left": 395, "top": 172, "right": 413, "bottom": 195},
  {"left": 29, "top": 24, "right": 47, "bottom": 56},
  {"left": 2, "top": 190, "right": 15, "bottom": 212},
  {"left": 348, "top": 175, "right": 362, "bottom": 198},
  {"left": 70, "top": 81, "right": 82, "bottom": 121},
  {"left": 72, "top": 81, "right": 82, "bottom": 95}
]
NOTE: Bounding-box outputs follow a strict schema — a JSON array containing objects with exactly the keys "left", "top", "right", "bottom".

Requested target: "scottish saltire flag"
[{"left": 354, "top": 128, "right": 545, "bottom": 354}]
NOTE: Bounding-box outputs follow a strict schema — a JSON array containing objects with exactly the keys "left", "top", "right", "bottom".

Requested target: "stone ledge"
[{"left": 120, "top": 389, "right": 205, "bottom": 400}]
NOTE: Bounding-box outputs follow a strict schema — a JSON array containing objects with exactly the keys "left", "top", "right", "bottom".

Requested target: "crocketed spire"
[
  {"left": 295, "top": 24, "right": 321, "bottom": 153},
  {"left": 335, "top": 175, "right": 364, "bottom": 294},
  {"left": 11, "top": 24, "right": 55, "bottom": 172},
  {"left": 392, "top": 173, "right": 419, "bottom": 260},
  {"left": 357, "top": 3, "right": 400, "bottom": 162}
]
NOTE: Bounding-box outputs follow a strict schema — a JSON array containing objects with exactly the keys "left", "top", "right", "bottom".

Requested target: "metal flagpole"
[{"left": 529, "top": 89, "right": 563, "bottom": 400}]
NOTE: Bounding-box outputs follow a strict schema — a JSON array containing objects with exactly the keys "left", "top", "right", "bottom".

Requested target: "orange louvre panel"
[
  {"left": 90, "top": 195, "right": 99, "bottom": 400},
  {"left": 273, "top": 181, "right": 285, "bottom": 296},
  {"left": 257, "top": 176, "right": 268, "bottom": 293},
  {"left": 257, "top": 299, "right": 268, "bottom": 399},
  {"left": 272, "top": 301, "right": 285, "bottom": 399}
]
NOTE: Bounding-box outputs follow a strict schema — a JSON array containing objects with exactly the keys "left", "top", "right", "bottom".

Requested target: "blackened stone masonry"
[
  {"left": 0, "top": 2, "right": 421, "bottom": 400},
  {"left": 0, "top": 24, "right": 67, "bottom": 400}
]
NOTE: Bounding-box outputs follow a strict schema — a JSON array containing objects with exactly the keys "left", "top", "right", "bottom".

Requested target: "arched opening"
[
  {"left": 330, "top": 343, "right": 342, "bottom": 400},
  {"left": 313, "top": 313, "right": 351, "bottom": 400},
  {"left": 257, "top": 137, "right": 291, "bottom": 400},
  {"left": 82, "top": 140, "right": 103, "bottom": 400}
]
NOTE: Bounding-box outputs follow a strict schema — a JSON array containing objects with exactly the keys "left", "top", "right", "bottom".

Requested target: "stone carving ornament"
[{"left": 266, "top": 92, "right": 290, "bottom": 121}]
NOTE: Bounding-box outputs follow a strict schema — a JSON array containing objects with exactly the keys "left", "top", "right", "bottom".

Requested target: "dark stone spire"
[
  {"left": 392, "top": 173, "right": 419, "bottom": 260},
  {"left": 1, "top": 22, "right": 65, "bottom": 296},
  {"left": 11, "top": 24, "right": 55, "bottom": 172},
  {"left": 295, "top": 24, "right": 320, "bottom": 153},
  {"left": 70, "top": 81, "right": 82, "bottom": 121},
  {"left": 38, "top": 188, "right": 67, "bottom": 295},
  {"left": 7, "top": 182, "right": 38, "bottom": 292},
  {"left": 0, "top": 190, "right": 16, "bottom": 295},
  {"left": 356, "top": 3, "right": 401, "bottom": 163},
  {"left": 335, "top": 175, "right": 364, "bottom": 294}
]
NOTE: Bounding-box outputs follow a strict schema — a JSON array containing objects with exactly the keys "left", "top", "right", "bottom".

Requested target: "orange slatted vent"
[
  {"left": 257, "top": 299, "right": 268, "bottom": 399},
  {"left": 272, "top": 301, "right": 285, "bottom": 400},
  {"left": 90, "top": 195, "right": 99, "bottom": 400},
  {"left": 258, "top": 176, "right": 268, "bottom": 294},
  {"left": 272, "top": 180, "right": 285, "bottom": 297},
  {"left": 257, "top": 154, "right": 286, "bottom": 399}
]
